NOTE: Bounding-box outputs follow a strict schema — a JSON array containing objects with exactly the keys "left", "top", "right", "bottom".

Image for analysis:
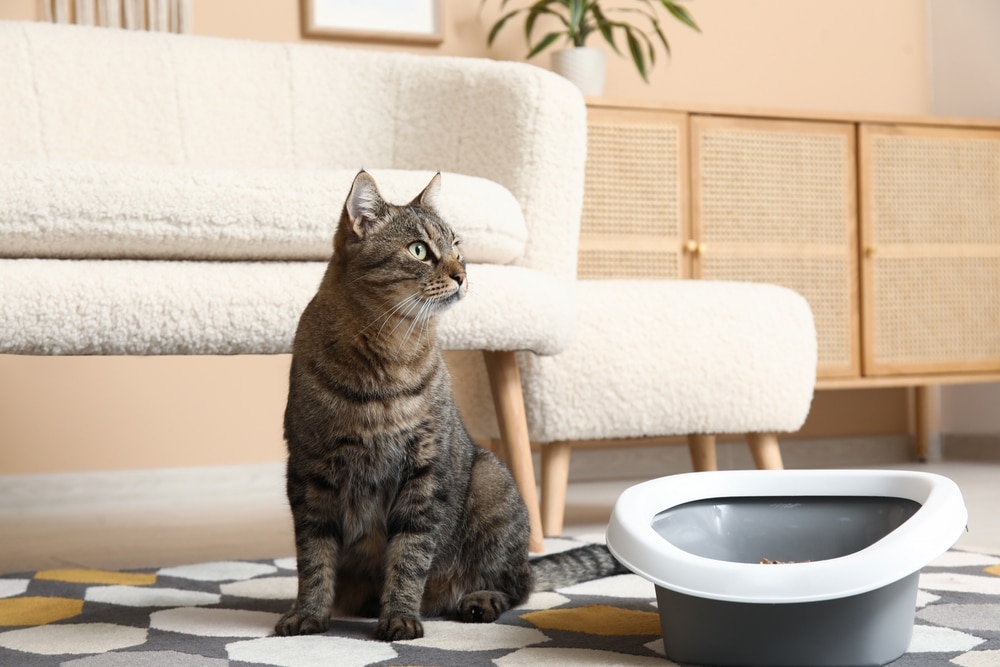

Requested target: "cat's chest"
[
  {"left": 312, "top": 362, "right": 443, "bottom": 438},
  {"left": 327, "top": 439, "right": 406, "bottom": 487},
  {"left": 324, "top": 441, "right": 417, "bottom": 540}
]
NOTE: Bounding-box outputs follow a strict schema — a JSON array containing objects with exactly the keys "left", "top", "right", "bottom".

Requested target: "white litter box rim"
[{"left": 606, "top": 469, "right": 968, "bottom": 604}]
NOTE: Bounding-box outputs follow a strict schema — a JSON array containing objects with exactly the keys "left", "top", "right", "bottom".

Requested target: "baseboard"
[
  {"left": 0, "top": 462, "right": 287, "bottom": 512},
  {"left": 942, "top": 434, "right": 1000, "bottom": 461},
  {"left": 5, "top": 435, "right": 979, "bottom": 511},
  {"left": 545, "top": 435, "right": 917, "bottom": 483}
]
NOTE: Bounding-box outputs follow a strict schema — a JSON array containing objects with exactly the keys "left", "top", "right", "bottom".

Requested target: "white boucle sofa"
[{"left": 0, "top": 20, "right": 589, "bottom": 551}]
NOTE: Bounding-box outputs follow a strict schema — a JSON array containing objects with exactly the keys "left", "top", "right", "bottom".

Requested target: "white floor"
[{"left": 1, "top": 458, "right": 998, "bottom": 574}]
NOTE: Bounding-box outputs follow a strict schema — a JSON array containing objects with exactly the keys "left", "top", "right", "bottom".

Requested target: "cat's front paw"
[
  {"left": 457, "top": 590, "right": 508, "bottom": 623},
  {"left": 274, "top": 609, "right": 330, "bottom": 636},
  {"left": 375, "top": 614, "right": 423, "bottom": 641}
]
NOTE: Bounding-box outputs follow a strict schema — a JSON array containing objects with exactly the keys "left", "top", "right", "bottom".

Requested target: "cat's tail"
[{"left": 530, "top": 543, "right": 630, "bottom": 591}]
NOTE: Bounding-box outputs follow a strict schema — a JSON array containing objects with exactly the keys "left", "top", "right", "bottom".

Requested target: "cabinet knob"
[
  {"left": 684, "top": 240, "right": 706, "bottom": 255},
  {"left": 865, "top": 246, "right": 877, "bottom": 258}
]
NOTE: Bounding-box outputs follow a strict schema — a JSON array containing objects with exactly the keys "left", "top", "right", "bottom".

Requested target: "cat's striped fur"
[{"left": 275, "top": 171, "right": 627, "bottom": 642}]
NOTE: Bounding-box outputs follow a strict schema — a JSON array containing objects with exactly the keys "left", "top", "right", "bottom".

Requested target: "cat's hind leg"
[
  {"left": 451, "top": 449, "right": 534, "bottom": 623},
  {"left": 456, "top": 590, "right": 515, "bottom": 623}
]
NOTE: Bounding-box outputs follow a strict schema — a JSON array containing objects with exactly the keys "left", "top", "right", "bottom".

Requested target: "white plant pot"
[{"left": 551, "top": 47, "right": 607, "bottom": 97}]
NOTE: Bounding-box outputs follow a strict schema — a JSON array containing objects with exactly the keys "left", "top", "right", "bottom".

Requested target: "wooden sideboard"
[{"left": 580, "top": 100, "right": 1000, "bottom": 458}]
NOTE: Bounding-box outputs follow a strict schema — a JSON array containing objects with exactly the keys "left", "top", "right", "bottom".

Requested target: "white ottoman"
[
  {"left": 452, "top": 279, "right": 817, "bottom": 536},
  {"left": 527, "top": 279, "right": 817, "bottom": 534}
]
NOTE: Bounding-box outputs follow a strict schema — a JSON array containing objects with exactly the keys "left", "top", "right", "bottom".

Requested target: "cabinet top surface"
[{"left": 585, "top": 97, "right": 1000, "bottom": 130}]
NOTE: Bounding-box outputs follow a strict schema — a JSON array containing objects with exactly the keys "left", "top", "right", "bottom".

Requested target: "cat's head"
[{"left": 332, "top": 170, "right": 468, "bottom": 318}]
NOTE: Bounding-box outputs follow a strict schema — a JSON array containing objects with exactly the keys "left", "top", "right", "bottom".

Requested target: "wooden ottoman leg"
[
  {"left": 483, "top": 350, "right": 545, "bottom": 553},
  {"left": 541, "top": 441, "right": 572, "bottom": 537},
  {"left": 688, "top": 434, "right": 718, "bottom": 472},
  {"left": 747, "top": 432, "right": 784, "bottom": 470}
]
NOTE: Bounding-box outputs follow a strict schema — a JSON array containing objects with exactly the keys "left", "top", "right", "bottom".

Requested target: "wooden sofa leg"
[
  {"left": 688, "top": 434, "right": 718, "bottom": 471},
  {"left": 483, "top": 350, "right": 545, "bottom": 553},
  {"left": 747, "top": 432, "right": 784, "bottom": 470},
  {"left": 541, "top": 441, "right": 572, "bottom": 537}
]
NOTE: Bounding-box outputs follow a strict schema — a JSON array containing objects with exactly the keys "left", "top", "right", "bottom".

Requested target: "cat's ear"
[
  {"left": 344, "top": 170, "right": 386, "bottom": 238},
  {"left": 410, "top": 172, "right": 442, "bottom": 210}
]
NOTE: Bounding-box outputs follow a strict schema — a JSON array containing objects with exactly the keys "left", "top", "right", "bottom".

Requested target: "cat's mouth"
[
  {"left": 422, "top": 278, "right": 467, "bottom": 311},
  {"left": 427, "top": 285, "right": 465, "bottom": 311}
]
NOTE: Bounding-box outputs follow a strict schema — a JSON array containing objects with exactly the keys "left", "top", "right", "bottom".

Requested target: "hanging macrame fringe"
[{"left": 43, "top": 0, "right": 190, "bottom": 33}]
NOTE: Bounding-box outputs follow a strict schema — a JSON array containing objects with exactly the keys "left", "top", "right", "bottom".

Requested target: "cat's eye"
[{"left": 408, "top": 242, "right": 429, "bottom": 261}]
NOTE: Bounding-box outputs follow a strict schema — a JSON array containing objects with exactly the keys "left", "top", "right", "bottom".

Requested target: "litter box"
[{"left": 606, "top": 469, "right": 967, "bottom": 667}]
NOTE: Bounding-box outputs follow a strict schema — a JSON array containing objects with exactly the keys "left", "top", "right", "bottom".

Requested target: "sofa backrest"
[
  {"left": 0, "top": 21, "right": 586, "bottom": 278},
  {"left": 0, "top": 163, "right": 529, "bottom": 264}
]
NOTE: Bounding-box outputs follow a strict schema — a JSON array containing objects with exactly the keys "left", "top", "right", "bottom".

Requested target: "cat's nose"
[{"left": 451, "top": 271, "right": 466, "bottom": 286}]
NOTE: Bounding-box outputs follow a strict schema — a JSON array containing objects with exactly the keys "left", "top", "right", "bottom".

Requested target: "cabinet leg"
[
  {"left": 912, "top": 385, "right": 941, "bottom": 463},
  {"left": 483, "top": 350, "right": 545, "bottom": 553},
  {"left": 688, "top": 434, "right": 718, "bottom": 471},
  {"left": 747, "top": 432, "right": 784, "bottom": 470}
]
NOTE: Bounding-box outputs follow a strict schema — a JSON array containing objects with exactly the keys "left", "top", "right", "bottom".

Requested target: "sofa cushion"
[
  {"left": 449, "top": 279, "right": 817, "bottom": 442},
  {"left": 0, "top": 260, "right": 574, "bottom": 356},
  {"left": 0, "top": 161, "right": 528, "bottom": 264}
]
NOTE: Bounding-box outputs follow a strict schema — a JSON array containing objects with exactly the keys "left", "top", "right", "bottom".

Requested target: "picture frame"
[{"left": 302, "top": 0, "right": 442, "bottom": 45}]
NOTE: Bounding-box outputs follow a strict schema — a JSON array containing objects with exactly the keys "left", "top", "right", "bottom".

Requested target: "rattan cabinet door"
[
  {"left": 860, "top": 124, "right": 1000, "bottom": 376},
  {"left": 578, "top": 105, "right": 688, "bottom": 280},
  {"left": 691, "top": 116, "right": 859, "bottom": 378}
]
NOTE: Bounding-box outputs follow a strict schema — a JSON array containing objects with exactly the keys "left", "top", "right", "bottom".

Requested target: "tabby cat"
[{"left": 275, "top": 170, "right": 627, "bottom": 642}]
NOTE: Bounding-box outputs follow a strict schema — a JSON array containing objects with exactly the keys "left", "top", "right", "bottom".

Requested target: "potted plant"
[{"left": 482, "top": 0, "right": 699, "bottom": 95}]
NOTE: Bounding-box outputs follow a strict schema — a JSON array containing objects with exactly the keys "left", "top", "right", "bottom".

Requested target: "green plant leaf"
[
  {"left": 568, "top": 0, "right": 585, "bottom": 34},
  {"left": 526, "top": 5, "right": 568, "bottom": 43},
  {"left": 482, "top": 0, "right": 699, "bottom": 82},
  {"left": 487, "top": 8, "right": 524, "bottom": 46},
  {"left": 592, "top": 5, "right": 621, "bottom": 54},
  {"left": 661, "top": 0, "right": 701, "bottom": 32},
  {"left": 651, "top": 18, "right": 670, "bottom": 56},
  {"left": 526, "top": 30, "right": 563, "bottom": 58},
  {"left": 609, "top": 5, "right": 661, "bottom": 38},
  {"left": 525, "top": 6, "right": 540, "bottom": 40},
  {"left": 625, "top": 28, "right": 648, "bottom": 82},
  {"left": 629, "top": 23, "right": 657, "bottom": 68},
  {"left": 522, "top": 0, "right": 571, "bottom": 42}
]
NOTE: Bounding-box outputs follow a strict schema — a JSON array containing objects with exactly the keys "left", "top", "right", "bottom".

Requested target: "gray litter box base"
[{"left": 655, "top": 571, "right": 919, "bottom": 667}]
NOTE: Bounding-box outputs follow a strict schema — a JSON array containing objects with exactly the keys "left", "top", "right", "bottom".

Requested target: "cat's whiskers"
[
  {"left": 382, "top": 292, "right": 426, "bottom": 344},
  {"left": 357, "top": 293, "right": 421, "bottom": 343},
  {"left": 400, "top": 299, "right": 435, "bottom": 350},
  {"left": 417, "top": 301, "right": 435, "bottom": 341},
  {"left": 398, "top": 279, "right": 465, "bottom": 349},
  {"left": 365, "top": 294, "right": 417, "bottom": 335}
]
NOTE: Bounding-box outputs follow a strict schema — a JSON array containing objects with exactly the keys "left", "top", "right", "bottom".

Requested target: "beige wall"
[
  {"left": 0, "top": 354, "right": 910, "bottom": 474},
  {"left": 0, "top": 0, "right": 928, "bottom": 474},
  {"left": 0, "top": 356, "right": 290, "bottom": 473},
  {"left": 927, "top": 0, "right": 1000, "bottom": 119},
  {"left": 4, "top": 0, "right": 930, "bottom": 114},
  {"left": 185, "top": 0, "right": 930, "bottom": 116},
  {"left": 927, "top": 0, "right": 1000, "bottom": 437}
]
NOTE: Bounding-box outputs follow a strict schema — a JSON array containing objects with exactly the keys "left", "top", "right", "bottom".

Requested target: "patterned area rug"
[{"left": 1, "top": 538, "right": 998, "bottom": 667}]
